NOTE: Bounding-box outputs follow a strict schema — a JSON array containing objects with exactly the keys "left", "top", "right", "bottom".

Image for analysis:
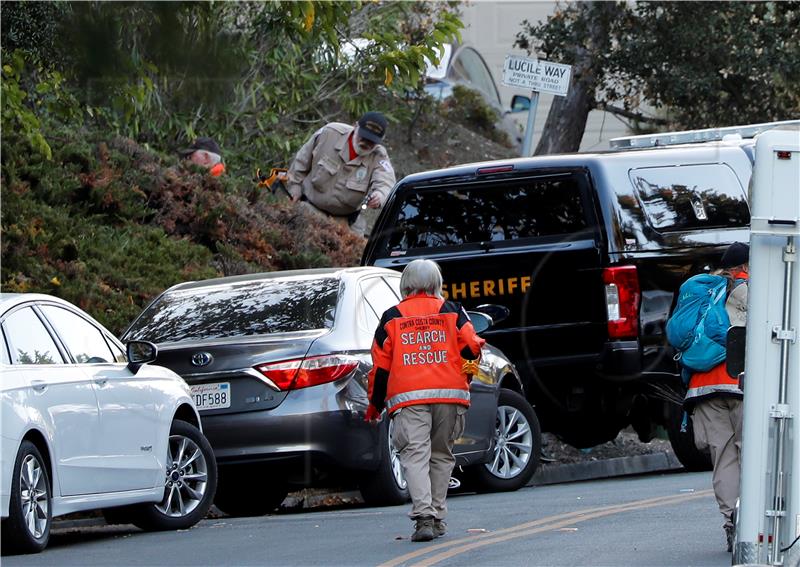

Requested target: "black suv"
[{"left": 362, "top": 135, "right": 757, "bottom": 469}]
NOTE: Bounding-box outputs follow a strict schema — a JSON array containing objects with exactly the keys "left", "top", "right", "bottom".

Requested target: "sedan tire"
[
  {"left": 468, "top": 389, "right": 541, "bottom": 492},
  {"left": 2, "top": 441, "right": 52, "bottom": 554},
  {"left": 359, "top": 417, "right": 410, "bottom": 506},
  {"left": 130, "top": 420, "right": 217, "bottom": 531}
]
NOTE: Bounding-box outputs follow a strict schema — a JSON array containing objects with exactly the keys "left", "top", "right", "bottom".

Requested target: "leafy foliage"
[
  {"left": 0, "top": 1, "right": 67, "bottom": 65},
  {"left": 1, "top": 1, "right": 468, "bottom": 334},
  {"left": 516, "top": 0, "right": 800, "bottom": 150},
  {"left": 608, "top": 2, "right": 800, "bottom": 127},
  {"left": 1, "top": 123, "right": 367, "bottom": 334},
  {"left": 1, "top": 170, "right": 218, "bottom": 335},
  {"left": 442, "top": 85, "right": 511, "bottom": 147},
  {"left": 2, "top": 1, "right": 462, "bottom": 175},
  {"left": 1, "top": 51, "right": 83, "bottom": 160}
]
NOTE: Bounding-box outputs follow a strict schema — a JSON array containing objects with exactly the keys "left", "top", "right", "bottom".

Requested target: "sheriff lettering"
[{"left": 442, "top": 276, "right": 531, "bottom": 300}]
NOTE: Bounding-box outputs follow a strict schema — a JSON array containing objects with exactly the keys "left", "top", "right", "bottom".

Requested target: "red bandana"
[{"left": 347, "top": 132, "right": 358, "bottom": 161}]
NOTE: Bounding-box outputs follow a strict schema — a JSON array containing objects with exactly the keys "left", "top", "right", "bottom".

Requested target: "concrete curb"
[
  {"left": 529, "top": 451, "right": 684, "bottom": 486},
  {"left": 52, "top": 451, "right": 684, "bottom": 532}
]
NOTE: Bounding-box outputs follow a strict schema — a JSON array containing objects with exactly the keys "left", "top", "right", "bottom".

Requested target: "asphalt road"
[{"left": 4, "top": 471, "right": 731, "bottom": 567}]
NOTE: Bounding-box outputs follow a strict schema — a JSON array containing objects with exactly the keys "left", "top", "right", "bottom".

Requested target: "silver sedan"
[{"left": 122, "top": 267, "right": 541, "bottom": 516}]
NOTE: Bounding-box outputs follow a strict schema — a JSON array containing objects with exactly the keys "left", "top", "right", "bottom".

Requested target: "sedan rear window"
[{"left": 125, "top": 278, "right": 340, "bottom": 343}]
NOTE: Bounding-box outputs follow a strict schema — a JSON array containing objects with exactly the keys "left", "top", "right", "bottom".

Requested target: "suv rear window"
[
  {"left": 386, "top": 174, "right": 588, "bottom": 253},
  {"left": 630, "top": 164, "right": 750, "bottom": 232},
  {"left": 125, "top": 278, "right": 340, "bottom": 343}
]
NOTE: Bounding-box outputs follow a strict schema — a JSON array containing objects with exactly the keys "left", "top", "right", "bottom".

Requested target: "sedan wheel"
[
  {"left": 131, "top": 420, "right": 217, "bottom": 531},
  {"left": 157, "top": 433, "right": 209, "bottom": 517},
  {"left": 2, "top": 441, "right": 51, "bottom": 554},
  {"left": 359, "top": 416, "right": 410, "bottom": 506},
  {"left": 489, "top": 403, "right": 534, "bottom": 479},
  {"left": 468, "top": 389, "right": 541, "bottom": 492},
  {"left": 388, "top": 418, "right": 408, "bottom": 491},
  {"left": 21, "top": 454, "right": 49, "bottom": 539}
]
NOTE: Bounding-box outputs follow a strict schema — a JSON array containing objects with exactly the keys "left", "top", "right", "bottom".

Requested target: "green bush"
[
  {"left": 444, "top": 85, "right": 511, "bottom": 147},
  {"left": 1, "top": 179, "right": 217, "bottom": 334},
  {"left": 1, "top": 3, "right": 465, "bottom": 333},
  {"left": 1, "top": 120, "right": 367, "bottom": 333}
]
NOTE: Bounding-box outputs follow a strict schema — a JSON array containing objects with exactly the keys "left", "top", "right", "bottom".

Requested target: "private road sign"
[{"left": 501, "top": 55, "right": 572, "bottom": 97}]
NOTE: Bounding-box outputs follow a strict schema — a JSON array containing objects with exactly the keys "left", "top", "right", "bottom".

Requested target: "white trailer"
[{"left": 735, "top": 125, "right": 800, "bottom": 566}]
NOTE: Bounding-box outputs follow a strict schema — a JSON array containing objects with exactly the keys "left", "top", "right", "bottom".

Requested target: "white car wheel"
[
  {"left": 131, "top": 420, "right": 217, "bottom": 531},
  {"left": 2, "top": 441, "right": 52, "bottom": 554}
]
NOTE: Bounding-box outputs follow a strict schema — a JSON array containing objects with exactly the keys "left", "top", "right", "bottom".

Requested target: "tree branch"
[{"left": 599, "top": 103, "right": 670, "bottom": 126}]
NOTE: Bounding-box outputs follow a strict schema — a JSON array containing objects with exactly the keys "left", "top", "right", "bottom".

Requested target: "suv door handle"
[
  {"left": 31, "top": 380, "right": 47, "bottom": 393},
  {"left": 93, "top": 377, "right": 109, "bottom": 386}
]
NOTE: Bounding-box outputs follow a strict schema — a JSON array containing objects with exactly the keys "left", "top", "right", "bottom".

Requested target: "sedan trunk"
[{"left": 153, "top": 331, "right": 325, "bottom": 415}]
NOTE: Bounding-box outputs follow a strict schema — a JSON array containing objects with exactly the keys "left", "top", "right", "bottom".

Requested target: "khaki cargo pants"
[
  {"left": 391, "top": 404, "right": 467, "bottom": 520},
  {"left": 692, "top": 396, "right": 743, "bottom": 528}
]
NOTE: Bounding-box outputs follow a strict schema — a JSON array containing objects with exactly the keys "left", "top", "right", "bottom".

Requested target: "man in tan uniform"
[{"left": 287, "top": 112, "right": 396, "bottom": 233}]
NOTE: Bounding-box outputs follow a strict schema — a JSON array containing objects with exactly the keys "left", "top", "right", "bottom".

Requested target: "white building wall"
[{"left": 459, "top": 1, "right": 632, "bottom": 153}]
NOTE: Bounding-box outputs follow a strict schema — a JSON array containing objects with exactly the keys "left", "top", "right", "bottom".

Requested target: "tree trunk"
[
  {"left": 534, "top": 2, "right": 618, "bottom": 155},
  {"left": 533, "top": 57, "right": 596, "bottom": 155}
]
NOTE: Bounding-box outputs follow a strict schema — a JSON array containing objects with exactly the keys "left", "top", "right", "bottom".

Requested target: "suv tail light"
[
  {"left": 255, "top": 355, "right": 359, "bottom": 391},
  {"left": 603, "top": 266, "right": 640, "bottom": 340}
]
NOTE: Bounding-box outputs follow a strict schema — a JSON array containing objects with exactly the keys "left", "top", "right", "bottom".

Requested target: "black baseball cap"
[
  {"left": 720, "top": 242, "right": 749, "bottom": 268},
  {"left": 179, "top": 136, "right": 222, "bottom": 157},
  {"left": 357, "top": 112, "right": 387, "bottom": 144}
]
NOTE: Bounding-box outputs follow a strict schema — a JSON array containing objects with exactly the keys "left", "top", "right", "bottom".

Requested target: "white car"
[{"left": 0, "top": 293, "right": 217, "bottom": 554}]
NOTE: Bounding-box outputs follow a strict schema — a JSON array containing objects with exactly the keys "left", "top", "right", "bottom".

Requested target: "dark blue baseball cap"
[{"left": 357, "top": 112, "right": 387, "bottom": 144}]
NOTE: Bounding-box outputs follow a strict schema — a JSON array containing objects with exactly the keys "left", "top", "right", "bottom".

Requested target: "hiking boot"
[
  {"left": 411, "top": 516, "right": 435, "bottom": 542},
  {"left": 725, "top": 525, "right": 734, "bottom": 553},
  {"left": 434, "top": 519, "right": 447, "bottom": 538}
]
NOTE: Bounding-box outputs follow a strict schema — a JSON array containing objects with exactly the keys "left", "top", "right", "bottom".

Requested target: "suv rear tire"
[{"left": 666, "top": 405, "right": 712, "bottom": 471}]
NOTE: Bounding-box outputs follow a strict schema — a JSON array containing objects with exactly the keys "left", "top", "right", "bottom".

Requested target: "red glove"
[{"left": 364, "top": 405, "right": 381, "bottom": 422}]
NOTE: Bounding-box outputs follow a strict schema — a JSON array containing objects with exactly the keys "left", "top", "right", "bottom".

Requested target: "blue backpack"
[{"left": 666, "top": 274, "right": 730, "bottom": 376}]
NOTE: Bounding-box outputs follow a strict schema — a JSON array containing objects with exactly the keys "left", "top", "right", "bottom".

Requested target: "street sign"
[
  {"left": 502, "top": 55, "right": 573, "bottom": 157},
  {"left": 501, "top": 55, "right": 572, "bottom": 97}
]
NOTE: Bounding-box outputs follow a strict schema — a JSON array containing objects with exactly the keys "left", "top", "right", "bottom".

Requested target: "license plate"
[{"left": 191, "top": 382, "right": 231, "bottom": 411}]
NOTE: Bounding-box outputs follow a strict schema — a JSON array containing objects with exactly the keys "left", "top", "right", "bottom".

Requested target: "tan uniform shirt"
[{"left": 287, "top": 122, "right": 396, "bottom": 217}]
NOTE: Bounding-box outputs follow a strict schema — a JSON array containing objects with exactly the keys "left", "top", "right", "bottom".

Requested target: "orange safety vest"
[
  {"left": 369, "top": 294, "right": 485, "bottom": 415},
  {"left": 685, "top": 362, "right": 742, "bottom": 404}
]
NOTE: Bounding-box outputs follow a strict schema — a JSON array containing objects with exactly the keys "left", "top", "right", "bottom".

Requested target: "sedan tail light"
[
  {"left": 255, "top": 355, "right": 359, "bottom": 391},
  {"left": 603, "top": 266, "right": 640, "bottom": 340}
]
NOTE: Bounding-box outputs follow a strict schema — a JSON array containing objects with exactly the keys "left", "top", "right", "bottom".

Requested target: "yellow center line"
[{"left": 377, "top": 490, "right": 713, "bottom": 567}]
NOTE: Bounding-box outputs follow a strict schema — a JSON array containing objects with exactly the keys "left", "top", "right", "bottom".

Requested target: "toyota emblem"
[{"left": 191, "top": 352, "right": 213, "bottom": 367}]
